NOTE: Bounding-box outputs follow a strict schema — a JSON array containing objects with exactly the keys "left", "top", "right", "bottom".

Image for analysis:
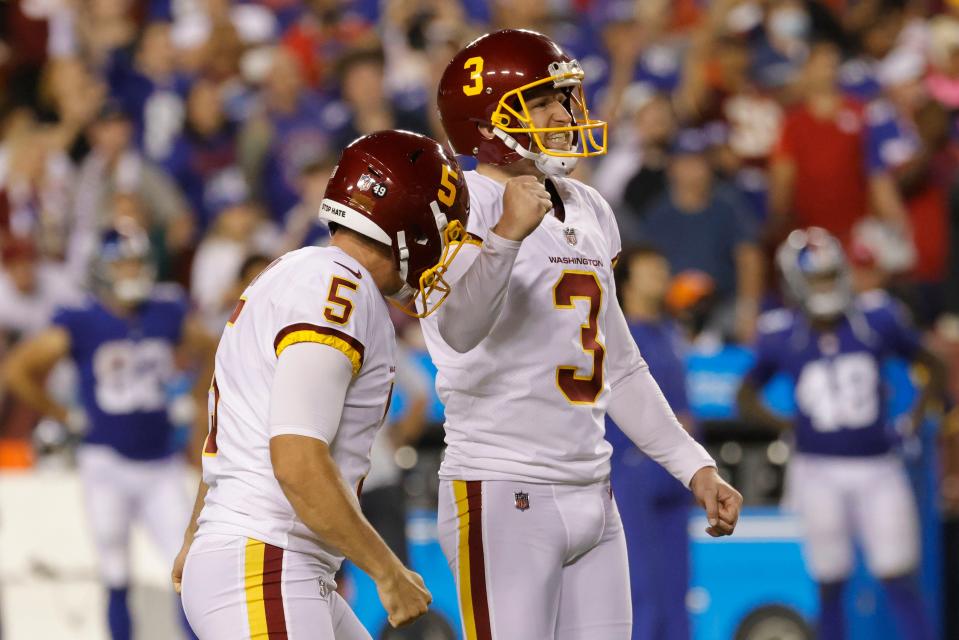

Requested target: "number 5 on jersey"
[{"left": 204, "top": 275, "right": 361, "bottom": 456}]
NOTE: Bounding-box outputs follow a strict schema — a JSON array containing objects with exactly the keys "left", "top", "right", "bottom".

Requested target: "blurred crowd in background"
[{"left": 1, "top": 0, "right": 959, "bottom": 504}]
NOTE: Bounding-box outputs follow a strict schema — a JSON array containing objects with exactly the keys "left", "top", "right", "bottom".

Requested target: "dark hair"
[
  {"left": 335, "top": 47, "right": 386, "bottom": 82},
  {"left": 299, "top": 154, "right": 338, "bottom": 177},
  {"left": 613, "top": 243, "right": 666, "bottom": 297},
  {"left": 239, "top": 253, "right": 272, "bottom": 281}
]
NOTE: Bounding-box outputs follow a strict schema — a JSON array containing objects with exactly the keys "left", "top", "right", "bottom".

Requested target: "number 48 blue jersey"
[
  {"left": 746, "top": 291, "right": 921, "bottom": 457},
  {"left": 52, "top": 285, "right": 189, "bottom": 460}
]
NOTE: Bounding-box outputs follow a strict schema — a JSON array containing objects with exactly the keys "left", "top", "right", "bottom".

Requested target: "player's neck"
[
  {"left": 809, "top": 316, "right": 840, "bottom": 332},
  {"left": 330, "top": 229, "right": 402, "bottom": 295},
  {"left": 100, "top": 296, "right": 138, "bottom": 317},
  {"left": 477, "top": 161, "right": 546, "bottom": 185},
  {"left": 623, "top": 297, "right": 663, "bottom": 323}
]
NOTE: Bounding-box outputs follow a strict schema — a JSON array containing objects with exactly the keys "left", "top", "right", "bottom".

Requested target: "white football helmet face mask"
[
  {"left": 777, "top": 227, "right": 853, "bottom": 321},
  {"left": 93, "top": 222, "right": 156, "bottom": 306}
]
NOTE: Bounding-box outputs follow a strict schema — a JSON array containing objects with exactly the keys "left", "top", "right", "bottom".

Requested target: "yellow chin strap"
[
  {"left": 391, "top": 219, "right": 479, "bottom": 319},
  {"left": 490, "top": 70, "right": 608, "bottom": 159}
]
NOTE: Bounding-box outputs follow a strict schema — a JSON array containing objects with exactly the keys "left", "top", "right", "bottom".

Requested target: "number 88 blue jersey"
[
  {"left": 746, "top": 291, "right": 921, "bottom": 457},
  {"left": 52, "top": 285, "right": 189, "bottom": 460}
]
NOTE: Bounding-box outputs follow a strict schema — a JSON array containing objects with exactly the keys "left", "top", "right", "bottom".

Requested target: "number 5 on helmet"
[{"left": 318, "top": 130, "right": 474, "bottom": 317}]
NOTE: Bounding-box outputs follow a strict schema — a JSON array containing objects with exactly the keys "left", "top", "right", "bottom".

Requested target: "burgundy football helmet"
[
  {"left": 437, "top": 29, "right": 607, "bottom": 176},
  {"left": 319, "top": 130, "right": 472, "bottom": 317}
]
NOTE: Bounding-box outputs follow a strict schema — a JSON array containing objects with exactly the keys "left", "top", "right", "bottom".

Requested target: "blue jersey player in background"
[
  {"left": 737, "top": 227, "right": 943, "bottom": 640},
  {"left": 607, "top": 245, "right": 698, "bottom": 640},
  {"left": 4, "top": 220, "right": 214, "bottom": 640}
]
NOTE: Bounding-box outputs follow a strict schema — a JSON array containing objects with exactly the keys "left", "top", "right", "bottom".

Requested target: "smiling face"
[{"left": 523, "top": 86, "right": 575, "bottom": 152}]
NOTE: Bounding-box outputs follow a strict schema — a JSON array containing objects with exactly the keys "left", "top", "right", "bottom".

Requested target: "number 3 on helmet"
[
  {"left": 437, "top": 29, "right": 608, "bottom": 176},
  {"left": 318, "top": 130, "right": 473, "bottom": 318}
]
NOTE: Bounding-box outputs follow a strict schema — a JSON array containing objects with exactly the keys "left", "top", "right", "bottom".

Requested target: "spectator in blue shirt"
[
  {"left": 161, "top": 78, "right": 242, "bottom": 233},
  {"left": 328, "top": 46, "right": 431, "bottom": 152},
  {"left": 640, "top": 128, "right": 764, "bottom": 342},
  {"left": 238, "top": 47, "right": 335, "bottom": 224},
  {"left": 106, "top": 21, "right": 192, "bottom": 162},
  {"left": 607, "top": 244, "right": 698, "bottom": 640}
]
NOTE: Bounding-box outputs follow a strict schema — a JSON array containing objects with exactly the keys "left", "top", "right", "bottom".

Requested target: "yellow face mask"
[
  {"left": 391, "top": 219, "right": 479, "bottom": 319},
  {"left": 489, "top": 60, "right": 608, "bottom": 160}
]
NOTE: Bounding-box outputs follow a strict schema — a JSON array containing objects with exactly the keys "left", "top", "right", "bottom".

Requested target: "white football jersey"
[
  {"left": 422, "top": 171, "right": 640, "bottom": 485},
  {"left": 196, "top": 246, "right": 395, "bottom": 571}
]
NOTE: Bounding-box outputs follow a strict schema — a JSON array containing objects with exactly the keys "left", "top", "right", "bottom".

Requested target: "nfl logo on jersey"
[
  {"left": 563, "top": 227, "right": 577, "bottom": 246},
  {"left": 514, "top": 491, "right": 530, "bottom": 511}
]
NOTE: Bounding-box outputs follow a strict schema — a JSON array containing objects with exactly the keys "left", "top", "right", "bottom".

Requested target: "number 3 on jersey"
[{"left": 553, "top": 271, "right": 605, "bottom": 405}]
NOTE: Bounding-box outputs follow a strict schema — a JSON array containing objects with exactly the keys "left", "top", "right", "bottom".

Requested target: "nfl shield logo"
[
  {"left": 357, "top": 173, "right": 375, "bottom": 192},
  {"left": 563, "top": 227, "right": 577, "bottom": 246},
  {"left": 514, "top": 491, "right": 530, "bottom": 511}
]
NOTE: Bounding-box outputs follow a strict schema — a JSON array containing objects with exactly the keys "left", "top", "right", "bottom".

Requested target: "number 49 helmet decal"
[{"left": 319, "top": 130, "right": 473, "bottom": 317}]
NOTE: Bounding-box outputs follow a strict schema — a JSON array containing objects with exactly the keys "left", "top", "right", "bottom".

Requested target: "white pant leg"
[
  {"left": 788, "top": 455, "right": 855, "bottom": 583},
  {"left": 555, "top": 483, "right": 632, "bottom": 640},
  {"left": 135, "top": 455, "right": 193, "bottom": 568},
  {"left": 329, "top": 592, "right": 373, "bottom": 640},
  {"left": 437, "top": 480, "right": 566, "bottom": 640},
  {"left": 851, "top": 456, "right": 920, "bottom": 579},
  {"left": 77, "top": 445, "right": 135, "bottom": 587},
  {"left": 181, "top": 534, "right": 369, "bottom": 640}
]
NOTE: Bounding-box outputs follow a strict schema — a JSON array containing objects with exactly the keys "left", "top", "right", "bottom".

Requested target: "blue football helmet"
[
  {"left": 92, "top": 220, "right": 156, "bottom": 305},
  {"left": 776, "top": 227, "right": 853, "bottom": 320}
]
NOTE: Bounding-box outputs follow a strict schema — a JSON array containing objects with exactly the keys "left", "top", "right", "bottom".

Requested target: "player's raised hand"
[
  {"left": 493, "top": 175, "right": 554, "bottom": 241},
  {"left": 376, "top": 566, "right": 432, "bottom": 627},
  {"left": 689, "top": 466, "right": 743, "bottom": 537}
]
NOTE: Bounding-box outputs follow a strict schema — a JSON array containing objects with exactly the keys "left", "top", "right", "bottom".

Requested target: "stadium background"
[{"left": 0, "top": 0, "right": 958, "bottom": 638}]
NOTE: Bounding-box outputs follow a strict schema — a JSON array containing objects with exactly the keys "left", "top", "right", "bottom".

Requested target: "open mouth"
[{"left": 543, "top": 131, "right": 572, "bottom": 150}]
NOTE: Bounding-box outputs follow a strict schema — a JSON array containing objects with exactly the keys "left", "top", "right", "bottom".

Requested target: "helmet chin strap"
[
  {"left": 389, "top": 282, "right": 416, "bottom": 302},
  {"left": 492, "top": 128, "right": 578, "bottom": 177}
]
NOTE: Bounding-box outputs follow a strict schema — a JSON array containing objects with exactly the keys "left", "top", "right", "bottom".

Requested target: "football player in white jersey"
[
  {"left": 173, "top": 130, "right": 472, "bottom": 639},
  {"left": 424, "top": 30, "right": 744, "bottom": 639}
]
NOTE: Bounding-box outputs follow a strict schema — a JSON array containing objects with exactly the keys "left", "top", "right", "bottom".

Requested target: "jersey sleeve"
[
  {"left": 745, "top": 312, "right": 789, "bottom": 387},
  {"left": 605, "top": 285, "right": 645, "bottom": 388},
  {"left": 51, "top": 306, "right": 77, "bottom": 335},
  {"left": 270, "top": 271, "right": 371, "bottom": 377},
  {"left": 867, "top": 299, "right": 921, "bottom": 361},
  {"left": 269, "top": 341, "right": 353, "bottom": 443},
  {"left": 462, "top": 175, "right": 500, "bottom": 242},
  {"left": 586, "top": 185, "right": 623, "bottom": 267},
  {"left": 51, "top": 305, "right": 84, "bottom": 359},
  {"left": 153, "top": 283, "right": 191, "bottom": 343}
]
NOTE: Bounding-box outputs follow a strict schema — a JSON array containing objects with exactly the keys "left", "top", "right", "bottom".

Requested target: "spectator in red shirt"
[{"left": 769, "top": 40, "right": 869, "bottom": 245}]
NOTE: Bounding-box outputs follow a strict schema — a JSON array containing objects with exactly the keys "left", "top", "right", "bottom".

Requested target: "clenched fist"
[
  {"left": 690, "top": 466, "right": 743, "bottom": 537},
  {"left": 493, "top": 175, "right": 554, "bottom": 241},
  {"left": 376, "top": 566, "right": 433, "bottom": 628}
]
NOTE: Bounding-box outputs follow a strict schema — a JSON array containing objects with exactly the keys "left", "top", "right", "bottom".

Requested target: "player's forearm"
[
  {"left": 182, "top": 479, "right": 208, "bottom": 544},
  {"left": 608, "top": 365, "right": 716, "bottom": 487},
  {"left": 2, "top": 364, "right": 68, "bottom": 423},
  {"left": 736, "top": 382, "right": 792, "bottom": 432},
  {"left": 271, "top": 437, "right": 404, "bottom": 582},
  {"left": 767, "top": 160, "right": 795, "bottom": 230},
  {"left": 735, "top": 243, "right": 764, "bottom": 305},
  {"left": 438, "top": 230, "right": 521, "bottom": 353}
]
